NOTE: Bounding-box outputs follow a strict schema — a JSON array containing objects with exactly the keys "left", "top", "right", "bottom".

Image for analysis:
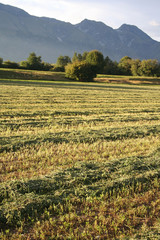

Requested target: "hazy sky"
[{"left": 1, "top": 0, "right": 160, "bottom": 41}]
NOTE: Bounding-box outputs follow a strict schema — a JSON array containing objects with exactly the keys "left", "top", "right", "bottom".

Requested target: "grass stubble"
[{"left": 0, "top": 74, "right": 160, "bottom": 239}]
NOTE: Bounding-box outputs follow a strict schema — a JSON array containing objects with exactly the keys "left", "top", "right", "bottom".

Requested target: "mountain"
[
  {"left": 76, "top": 19, "right": 160, "bottom": 61},
  {"left": 0, "top": 3, "right": 160, "bottom": 63}
]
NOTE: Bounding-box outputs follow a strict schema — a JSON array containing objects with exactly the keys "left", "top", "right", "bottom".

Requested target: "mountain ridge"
[{"left": 0, "top": 2, "right": 160, "bottom": 63}]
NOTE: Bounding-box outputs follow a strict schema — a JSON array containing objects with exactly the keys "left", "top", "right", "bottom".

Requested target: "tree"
[
  {"left": 82, "top": 51, "right": 89, "bottom": 61},
  {"left": 118, "top": 56, "right": 132, "bottom": 75},
  {"left": 56, "top": 55, "right": 71, "bottom": 68},
  {"left": 41, "top": 62, "right": 52, "bottom": 71},
  {"left": 23, "top": 52, "right": 43, "bottom": 70},
  {"left": 86, "top": 50, "right": 104, "bottom": 73},
  {"left": 103, "top": 56, "right": 119, "bottom": 75},
  {"left": 20, "top": 60, "right": 29, "bottom": 69},
  {"left": 72, "top": 52, "right": 83, "bottom": 62},
  {"left": 27, "top": 52, "right": 42, "bottom": 70},
  {"left": 65, "top": 61, "right": 97, "bottom": 82},
  {"left": 131, "top": 59, "right": 141, "bottom": 76},
  {"left": 139, "top": 59, "right": 159, "bottom": 76}
]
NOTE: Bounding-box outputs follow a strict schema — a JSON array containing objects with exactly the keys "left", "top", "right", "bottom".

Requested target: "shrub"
[
  {"left": 41, "top": 62, "right": 52, "bottom": 71},
  {"left": 19, "top": 60, "right": 29, "bottom": 69},
  {"left": 65, "top": 61, "right": 97, "bottom": 82},
  {"left": 3, "top": 60, "right": 19, "bottom": 69}
]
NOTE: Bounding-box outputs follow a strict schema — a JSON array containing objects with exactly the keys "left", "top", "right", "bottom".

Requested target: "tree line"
[
  {"left": 0, "top": 51, "right": 160, "bottom": 81},
  {"left": 56, "top": 52, "right": 160, "bottom": 77}
]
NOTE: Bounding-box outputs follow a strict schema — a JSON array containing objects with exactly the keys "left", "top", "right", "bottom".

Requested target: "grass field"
[{"left": 0, "top": 70, "right": 160, "bottom": 239}]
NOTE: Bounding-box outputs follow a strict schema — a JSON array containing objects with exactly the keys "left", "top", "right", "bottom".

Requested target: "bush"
[
  {"left": 19, "top": 60, "right": 29, "bottom": 69},
  {"left": 3, "top": 60, "right": 19, "bottom": 69},
  {"left": 65, "top": 61, "right": 97, "bottom": 82},
  {"left": 41, "top": 62, "right": 52, "bottom": 71}
]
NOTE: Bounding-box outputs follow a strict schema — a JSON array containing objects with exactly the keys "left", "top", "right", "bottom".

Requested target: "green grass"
[{"left": 0, "top": 70, "right": 160, "bottom": 239}]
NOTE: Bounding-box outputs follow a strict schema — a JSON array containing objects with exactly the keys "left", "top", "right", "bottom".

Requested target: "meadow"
[{"left": 0, "top": 70, "right": 160, "bottom": 239}]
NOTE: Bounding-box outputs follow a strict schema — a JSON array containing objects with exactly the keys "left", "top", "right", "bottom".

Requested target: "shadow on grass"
[
  {"left": 0, "top": 148, "right": 160, "bottom": 229},
  {"left": 0, "top": 79, "right": 158, "bottom": 92}
]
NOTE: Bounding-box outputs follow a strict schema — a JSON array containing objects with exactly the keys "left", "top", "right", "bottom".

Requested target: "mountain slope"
[
  {"left": 0, "top": 3, "right": 97, "bottom": 62},
  {"left": 76, "top": 19, "right": 160, "bottom": 60},
  {"left": 0, "top": 3, "right": 160, "bottom": 62}
]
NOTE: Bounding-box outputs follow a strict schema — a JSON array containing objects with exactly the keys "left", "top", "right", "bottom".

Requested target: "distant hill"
[{"left": 0, "top": 3, "right": 160, "bottom": 63}]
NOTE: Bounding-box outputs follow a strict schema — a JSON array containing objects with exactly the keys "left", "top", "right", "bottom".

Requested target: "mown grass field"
[{"left": 0, "top": 70, "right": 160, "bottom": 239}]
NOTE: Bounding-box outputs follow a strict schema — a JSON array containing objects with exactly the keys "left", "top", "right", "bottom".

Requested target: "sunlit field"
[{"left": 0, "top": 75, "right": 160, "bottom": 239}]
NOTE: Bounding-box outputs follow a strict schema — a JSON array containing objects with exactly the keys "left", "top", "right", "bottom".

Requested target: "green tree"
[
  {"left": 65, "top": 61, "right": 97, "bottom": 82},
  {"left": 82, "top": 51, "right": 89, "bottom": 61},
  {"left": 72, "top": 52, "right": 83, "bottom": 62},
  {"left": 139, "top": 59, "right": 159, "bottom": 76},
  {"left": 103, "top": 56, "right": 119, "bottom": 74},
  {"left": 86, "top": 50, "right": 104, "bottom": 73},
  {"left": 56, "top": 56, "right": 71, "bottom": 68},
  {"left": 41, "top": 62, "right": 52, "bottom": 71},
  {"left": 118, "top": 56, "right": 132, "bottom": 75},
  {"left": 131, "top": 59, "right": 141, "bottom": 76},
  {"left": 26, "top": 52, "right": 42, "bottom": 70},
  {"left": 20, "top": 60, "right": 29, "bottom": 69}
]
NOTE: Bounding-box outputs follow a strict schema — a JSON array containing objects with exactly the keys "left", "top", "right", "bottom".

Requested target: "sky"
[{"left": 1, "top": 0, "right": 160, "bottom": 41}]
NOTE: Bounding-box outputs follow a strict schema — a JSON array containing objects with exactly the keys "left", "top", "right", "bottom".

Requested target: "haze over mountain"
[{"left": 0, "top": 2, "right": 160, "bottom": 63}]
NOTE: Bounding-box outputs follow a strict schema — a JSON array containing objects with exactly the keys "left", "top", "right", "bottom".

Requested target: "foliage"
[
  {"left": 139, "top": 59, "right": 160, "bottom": 76},
  {"left": 86, "top": 50, "right": 104, "bottom": 73},
  {"left": 19, "top": 60, "right": 29, "bottom": 69},
  {"left": 41, "top": 62, "right": 52, "bottom": 71},
  {"left": 20, "top": 52, "right": 52, "bottom": 71},
  {"left": 1, "top": 50, "right": 160, "bottom": 77},
  {"left": 65, "top": 60, "right": 97, "bottom": 81},
  {"left": 56, "top": 55, "right": 71, "bottom": 71},
  {"left": 51, "top": 65, "right": 65, "bottom": 72},
  {"left": 118, "top": 57, "right": 160, "bottom": 77},
  {"left": 131, "top": 59, "right": 141, "bottom": 76},
  {"left": 82, "top": 51, "right": 89, "bottom": 61},
  {"left": 72, "top": 52, "right": 83, "bottom": 62},
  {"left": 103, "top": 56, "right": 119, "bottom": 75},
  {"left": 3, "top": 60, "right": 19, "bottom": 69},
  {"left": 27, "top": 52, "right": 42, "bottom": 70},
  {"left": 118, "top": 56, "right": 132, "bottom": 75}
]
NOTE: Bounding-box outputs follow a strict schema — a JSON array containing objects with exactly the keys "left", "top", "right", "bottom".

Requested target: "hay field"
[{"left": 0, "top": 76, "right": 160, "bottom": 239}]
